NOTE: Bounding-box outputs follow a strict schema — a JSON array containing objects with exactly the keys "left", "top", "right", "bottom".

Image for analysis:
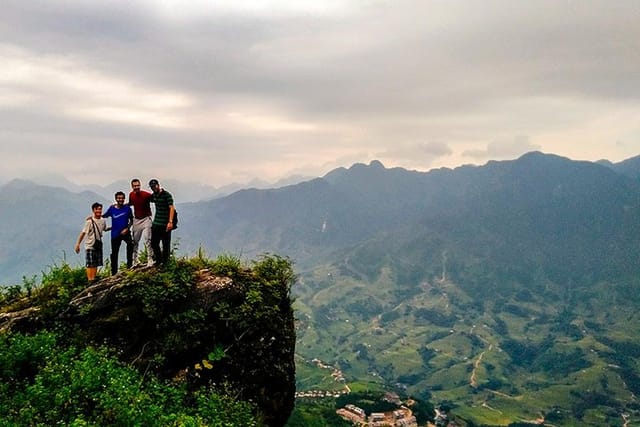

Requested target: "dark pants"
[
  {"left": 111, "top": 233, "right": 133, "bottom": 275},
  {"left": 151, "top": 225, "right": 172, "bottom": 265}
]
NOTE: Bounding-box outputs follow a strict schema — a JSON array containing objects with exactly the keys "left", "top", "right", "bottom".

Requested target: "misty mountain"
[
  {"left": 0, "top": 179, "right": 110, "bottom": 284},
  {"left": 601, "top": 153, "right": 640, "bottom": 181},
  {"left": 177, "top": 152, "right": 640, "bottom": 282},
  {"left": 27, "top": 173, "right": 316, "bottom": 203},
  {"left": 6, "top": 151, "right": 640, "bottom": 285}
]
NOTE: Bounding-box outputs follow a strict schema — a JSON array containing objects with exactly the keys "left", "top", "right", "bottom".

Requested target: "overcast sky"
[{"left": 1, "top": 0, "right": 639, "bottom": 187}]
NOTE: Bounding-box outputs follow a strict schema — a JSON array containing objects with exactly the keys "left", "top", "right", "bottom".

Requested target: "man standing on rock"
[
  {"left": 103, "top": 191, "right": 134, "bottom": 275},
  {"left": 149, "top": 178, "right": 176, "bottom": 266},
  {"left": 129, "top": 178, "right": 154, "bottom": 267},
  {"left": 74, "top": 202, "right": 109, "bottom": 282}
]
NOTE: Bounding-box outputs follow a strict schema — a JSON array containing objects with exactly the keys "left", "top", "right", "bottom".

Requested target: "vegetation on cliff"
[{"left": 0, "top": 252, "right": 297, "bottom": 426}]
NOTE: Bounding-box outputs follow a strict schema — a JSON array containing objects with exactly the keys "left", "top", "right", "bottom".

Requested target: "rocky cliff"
[{"left": 0, "top": 254, "right": 296, "bottom": 427}]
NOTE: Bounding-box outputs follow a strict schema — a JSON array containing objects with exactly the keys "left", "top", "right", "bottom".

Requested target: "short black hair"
[
  {"left": 91, "top": 202, "right": 103, "bottom": 210},
  {"left": 115, "top": 191, "right": 126, "bottom": 199},
  {"left": 131, "top": 178, "right": 140, "bottom": 185}
]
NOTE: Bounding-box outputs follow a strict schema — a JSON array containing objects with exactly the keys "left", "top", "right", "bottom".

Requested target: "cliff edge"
[{"left": 0, "top": 254, "right": 296, "bottom": 427}]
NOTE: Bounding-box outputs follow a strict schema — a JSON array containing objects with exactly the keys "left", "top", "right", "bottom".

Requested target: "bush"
[{"left": 0, "top": 331, "right": 258, "bottom": 426}]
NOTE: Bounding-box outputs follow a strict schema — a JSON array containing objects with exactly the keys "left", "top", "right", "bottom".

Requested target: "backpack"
[{"left": 172, "top": 210, "right": 178, "bottom": 229}]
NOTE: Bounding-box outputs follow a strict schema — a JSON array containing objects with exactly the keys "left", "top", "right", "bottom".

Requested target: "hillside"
[
  {"left": 291, "top": 153, "right": 640, "bottom": 425},
  {"left": 0, "top": 254, "right": 296, "bottom": 426}
]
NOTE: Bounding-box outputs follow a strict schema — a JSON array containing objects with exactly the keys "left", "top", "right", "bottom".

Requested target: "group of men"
[{"left": 74, "top": 178, "right": 176, "bottom": 281}]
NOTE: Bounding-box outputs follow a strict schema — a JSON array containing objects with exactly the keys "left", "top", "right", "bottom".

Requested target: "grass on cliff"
[
  {"left": 0, "top": 251, "right": 296, "bottom": 427},
  {"left": 1, "top": 250, "right": 293, "bottom": 322}
]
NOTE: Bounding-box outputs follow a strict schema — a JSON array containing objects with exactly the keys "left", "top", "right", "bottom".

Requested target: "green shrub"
[{"left": 0, "top": 331, "right": 258, "bottom": 426}]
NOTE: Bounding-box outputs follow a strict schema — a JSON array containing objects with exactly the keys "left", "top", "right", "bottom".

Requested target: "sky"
[{"left": 1, "top": 0, "right": 639, "bottom": 187}]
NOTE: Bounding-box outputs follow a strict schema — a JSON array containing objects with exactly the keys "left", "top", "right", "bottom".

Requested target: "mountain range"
[
  {"left": 176, "top": 152, "right": 640, "bottom": 280},
  {"left": 12, "top": 173, "right": 314, "bottom": 203},
  {"left": 3, "top": 151, "right": 640, "bottom": 425}
]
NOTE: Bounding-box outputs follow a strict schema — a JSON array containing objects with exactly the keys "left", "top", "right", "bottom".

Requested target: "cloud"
[
  {"left": 0, "top": 0, "right": 639, "bottom": 185},
  {"left": 6, "top": 1, "right": 639, "bottom": 117},
  {"left": 376, "top": 141, "right": 452, "bottom": 166},
  {"left": 462, "top": 136, "right": 541, "bottom": 161}
]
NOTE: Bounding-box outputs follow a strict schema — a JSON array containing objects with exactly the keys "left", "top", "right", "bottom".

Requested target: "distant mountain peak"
[
  {"left": 322, "top": 160, "right": 391, "bottom": 185},
  {"left": 605, "top": 154, "right": 640, "bottom": 180},
  {"left": 1, "top": 179, "right": 68, "bottom": 199},
  {"left": 516, "top": 151, "right": 569, "bottom": 163},
  {"left": 348, "top": 160, "right": 386, "bottom": 170},
  {"left": 3, "top": 178, "right": 37, "bottom": 189}
]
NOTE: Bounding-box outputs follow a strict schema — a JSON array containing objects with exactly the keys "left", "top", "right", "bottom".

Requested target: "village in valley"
[
  {"left": 334, "top": 393, "right": 452, "bottom": 427},
  {"left": 337, "top": 401, "right": 417, "bottom": 427},
  {"left": 296, "top": 358, "right": 454, "bottom": 427}
]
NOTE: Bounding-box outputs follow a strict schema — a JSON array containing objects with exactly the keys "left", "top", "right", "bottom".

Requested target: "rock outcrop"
[{"left": 0, "top": 257, "right": 296, "bottom": 427}]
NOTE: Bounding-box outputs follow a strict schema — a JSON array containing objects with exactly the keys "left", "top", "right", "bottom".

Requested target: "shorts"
[{"left": 85, "top": 248, "right": 103, "bottom": 268}]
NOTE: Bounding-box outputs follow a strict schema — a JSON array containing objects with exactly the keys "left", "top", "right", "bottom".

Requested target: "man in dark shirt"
[{"left": 149, "top": 178, "right": 176, "bottom": 266}]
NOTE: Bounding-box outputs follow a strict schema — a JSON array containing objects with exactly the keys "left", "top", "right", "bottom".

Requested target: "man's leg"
[
  {"left": 161, "top": 230, "right": 172, "bottom": 265},
  {"left": 142, "top": 217, "right": 154, "bottom": 265},
  {"left": 150, "top": 225, "right": 163, "bottom": 266},
  {"left": 111, "top": 236, "right": 123, "bottom": 275},
  {"left": 131, "top": 218, "right": 143, "bottom": 265},
  {"left": 87, "top": 266, "right": 97, "bottom": 281},
  {"left": 125, "top": 232, "right": 134, "bottom": 268},
  {"left": 86, "top": 249, "right": 97, "bottom": 281}
]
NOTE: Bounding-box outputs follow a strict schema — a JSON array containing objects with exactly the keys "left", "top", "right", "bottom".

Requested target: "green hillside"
[
  {"left": 288, "top": 153, "right": 640, "bottom": 426},
  {"left": 294, "top": 253, "right": 640, "bottom": 425}
]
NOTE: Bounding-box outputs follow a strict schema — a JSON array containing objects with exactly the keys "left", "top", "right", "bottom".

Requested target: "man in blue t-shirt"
[{"left": 103, "top": 191, "right": 134, "bottom": 275}]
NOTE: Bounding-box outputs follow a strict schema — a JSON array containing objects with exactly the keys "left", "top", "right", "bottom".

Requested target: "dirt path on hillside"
[{"left": 470, "top": 344, "right": 493, "bottom": 388}]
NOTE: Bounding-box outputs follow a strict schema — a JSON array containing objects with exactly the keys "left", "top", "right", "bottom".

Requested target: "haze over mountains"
[
  {"left": 3, "top": 151, "right": 640, "bottom": 424},
  {"left": 176, "top": 151, "right": 640, "bottom": 278},
  {"left": 7, "top": 173, "right": 315, "bottom": 204},
  {"left": 3, "top": 150, "right": 640, "bottom": 287}
]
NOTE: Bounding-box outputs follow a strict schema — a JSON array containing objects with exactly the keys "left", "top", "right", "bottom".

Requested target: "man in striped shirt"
[{"left": 148, "top": 178, "right": 176, "bottom": 266}]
